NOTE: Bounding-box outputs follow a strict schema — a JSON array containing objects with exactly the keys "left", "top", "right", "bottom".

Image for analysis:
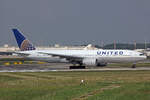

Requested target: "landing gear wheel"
[
  {"left": 132, "top": 64, "right": 136, "bottom": 68},
  {"left": 69, "top": 66, "right": 86, "bottom": 69}
]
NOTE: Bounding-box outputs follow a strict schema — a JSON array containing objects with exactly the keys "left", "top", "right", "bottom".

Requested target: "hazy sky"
[{"left": 0, "top": 0, "right": 150, "bottom": 46}]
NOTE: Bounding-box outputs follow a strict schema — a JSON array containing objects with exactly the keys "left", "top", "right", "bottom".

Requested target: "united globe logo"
[{"left": 20, "top": 39, "right": 35, "bottom": 51}]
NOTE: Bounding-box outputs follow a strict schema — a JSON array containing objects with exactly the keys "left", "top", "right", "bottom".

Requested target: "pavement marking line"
[
  {"left": 0, "top": 67, "right": 150, "bottom": 72},
  {"left": 72, "top": 85, "right": 120, "bottom": 100}
]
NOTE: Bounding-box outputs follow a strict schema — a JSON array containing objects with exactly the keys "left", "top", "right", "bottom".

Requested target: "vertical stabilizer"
[{"left": 12, "top": 29, "right": 36, "bottom": 51}]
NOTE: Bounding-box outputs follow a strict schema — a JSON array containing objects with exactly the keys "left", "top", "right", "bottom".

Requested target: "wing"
[
  {"left": 38, "top": 52, "right": 83, "bottom": 62},
  {"left": 12, "top": 52, "right": 30, "bottom": 56}
]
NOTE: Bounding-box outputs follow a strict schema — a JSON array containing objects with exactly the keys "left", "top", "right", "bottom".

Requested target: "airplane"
[{"left": 12, "top": 29, "right": 147, "bottom": 69}]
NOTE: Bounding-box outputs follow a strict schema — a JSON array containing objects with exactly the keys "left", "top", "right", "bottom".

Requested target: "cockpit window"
[{"left": 140, "top": 53, "right": 144, "bottom": 56}]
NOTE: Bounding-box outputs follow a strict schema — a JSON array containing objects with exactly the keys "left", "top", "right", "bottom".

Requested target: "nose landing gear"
[{"left": 132, "top": 63, "right": 136, "bottom": 68}]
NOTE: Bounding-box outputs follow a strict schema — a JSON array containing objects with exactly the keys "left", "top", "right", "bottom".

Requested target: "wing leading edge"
[{"left": 38, "top": 52, "right": 83, "bottom": 61}]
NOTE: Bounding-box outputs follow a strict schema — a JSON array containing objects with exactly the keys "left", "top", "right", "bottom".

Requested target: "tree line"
[{"left": 95, "top": 43, "right": 150, "bottom": 50}]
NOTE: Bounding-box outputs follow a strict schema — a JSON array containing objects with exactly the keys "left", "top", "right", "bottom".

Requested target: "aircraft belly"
[{"left": 100, "top": 56, "right": 145, "bottom": 63}]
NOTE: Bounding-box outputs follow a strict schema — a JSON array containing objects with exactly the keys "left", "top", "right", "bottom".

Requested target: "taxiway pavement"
[{"left": 0, "top": 63, "right": 150, "bottom": 72}]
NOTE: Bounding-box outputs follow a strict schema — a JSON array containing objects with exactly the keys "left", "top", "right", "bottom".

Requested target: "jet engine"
[
  {"left": 82, "top": 58, "right": 107, "bottom": 67},
  {"left": 82, "top": 58, "right": 98, "bottom": 66}
]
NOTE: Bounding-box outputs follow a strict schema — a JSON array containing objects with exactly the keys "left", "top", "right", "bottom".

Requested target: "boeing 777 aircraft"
[{"left": 12, "top": 29, "right": 147, "bottom": 69}]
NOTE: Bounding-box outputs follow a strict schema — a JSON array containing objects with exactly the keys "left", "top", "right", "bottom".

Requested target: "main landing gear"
[
  {"left": 69, "top": 62, "right": 86, "bottom": 69},
  {"left": 69, "top": 66, "right": 86, "bottom": 69}
]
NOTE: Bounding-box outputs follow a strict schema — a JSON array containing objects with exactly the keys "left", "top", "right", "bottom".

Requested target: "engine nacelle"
[
  {"left": 82, "top": 58, "right": 107, "bottom": 67},
  {"left": 82, "top": 58, "right": 98, "bottom": 66}
]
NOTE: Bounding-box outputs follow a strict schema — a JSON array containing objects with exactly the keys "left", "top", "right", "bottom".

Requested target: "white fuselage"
[{"left": 18, "top": 49, "right": 147, "bottom": 63}]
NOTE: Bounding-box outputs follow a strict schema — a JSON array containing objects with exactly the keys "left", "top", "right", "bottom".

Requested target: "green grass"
[
  {"left": 87, "top": 83, "right": 150, "bottom": 100},
  {"left": 0, "top": 71, "right": 150, "bottom": 100},
  {"left": 0, "top": 74, "right": 21, "bottom": 82}
]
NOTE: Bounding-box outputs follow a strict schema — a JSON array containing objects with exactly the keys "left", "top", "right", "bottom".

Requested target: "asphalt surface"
[{"left": 0, "top": 63, "right": 150, "bottom": 72}]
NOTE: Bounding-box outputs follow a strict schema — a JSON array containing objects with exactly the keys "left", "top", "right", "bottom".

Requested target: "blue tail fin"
[{"left": 12, "top": 29, "right": 36, "bottom": 51}]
